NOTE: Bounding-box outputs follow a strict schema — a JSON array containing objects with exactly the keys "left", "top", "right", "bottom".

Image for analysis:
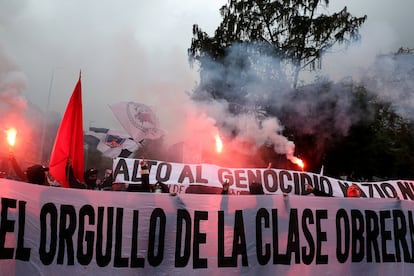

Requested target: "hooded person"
[
  {"left": 26, "top": 164, "right": 49, "bottom": 185},
  {"left": 84, "top": 168, "right": 99, "bottom": 190},
  {"left": 65, "top": 165, "right": 99, "bottom": 189},
  {"left": 8, "top": 153, "right": 49, "bottom": 185}
]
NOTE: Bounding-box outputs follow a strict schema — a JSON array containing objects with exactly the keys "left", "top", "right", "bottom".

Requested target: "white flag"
[
  {"left": 109, "top": 102, "right": 164, "bottom": 143},
  {"left": 85, "top": 127, "right": 141, "bottom": 158}
]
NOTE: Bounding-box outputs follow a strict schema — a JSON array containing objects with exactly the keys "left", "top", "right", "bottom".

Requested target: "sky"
[
  {"left": 1, "top": 0, "right": 414, "bottom": 165},
  {"left": 0, "top": 0, "right": 224, "bottom": 127}
]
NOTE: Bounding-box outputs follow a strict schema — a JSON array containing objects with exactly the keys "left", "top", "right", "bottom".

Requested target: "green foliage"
[
  {"left": 323, "top": 91, "right": 414, "bottom": 180},
  {"left": 189, "top": 0, "right": 366, "bottom": 87}
]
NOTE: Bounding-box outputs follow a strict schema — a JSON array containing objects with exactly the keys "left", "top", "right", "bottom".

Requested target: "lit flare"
[
  {"left": 5, "top": 128, "right": 17, "bottom": 147},
  {"left": 215, "top": 134, "right": 223, "bottom": 153},
  {"left": 298, "top": 159, "right": 304, "bottom": 169},
  {"left": 295, "top": 158, "right": 305, "bottom": 171}
]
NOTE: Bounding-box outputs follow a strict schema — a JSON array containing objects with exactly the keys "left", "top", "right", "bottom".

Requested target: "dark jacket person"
[{"left": 26, "top": 164, "right": 49, "bottom": 185}]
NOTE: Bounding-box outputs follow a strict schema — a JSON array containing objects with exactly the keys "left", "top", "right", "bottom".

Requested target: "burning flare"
[
  {"left": 215, "top": 134, "right": 223, "bottom": 153},
  {"left": 298, "top": 159, "right": 305, "bottom": 170},
  {"left": 5, "top": 128, "right": 17, "bottom": 147},
  {"left": 292, "top": 157, "right": 305, "bottom": 171}
]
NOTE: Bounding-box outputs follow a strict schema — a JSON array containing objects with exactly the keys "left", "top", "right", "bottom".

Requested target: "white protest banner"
[
  {"left": 113, "top": 157, "right": 414, "bottom": 200},
  {"left": 1, "top": 179, "right": 414, "bottom": 275}
]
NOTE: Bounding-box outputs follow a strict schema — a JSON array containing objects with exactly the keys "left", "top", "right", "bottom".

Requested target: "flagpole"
[{"left": 39, "top": 68, "right": 58, "bottom": 163}]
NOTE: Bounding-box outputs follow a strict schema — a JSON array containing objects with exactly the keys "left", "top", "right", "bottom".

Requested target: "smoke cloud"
[{"left": 1, "top": 0, "right": 413, "bottom": 169}]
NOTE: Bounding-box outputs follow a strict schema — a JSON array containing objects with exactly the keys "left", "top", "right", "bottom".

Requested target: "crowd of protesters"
[{"left": 1, "top": 153, "right": 400, "bottom": 199}]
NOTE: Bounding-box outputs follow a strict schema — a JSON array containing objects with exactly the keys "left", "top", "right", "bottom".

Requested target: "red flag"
[{"left": 49, "top": 75, "right": 84, "bottom": 187}]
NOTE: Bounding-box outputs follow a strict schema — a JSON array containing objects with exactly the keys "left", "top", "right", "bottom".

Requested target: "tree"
[
  {"left": 188, "top": 0, "right": 366, "bottom": 88},
  {"left": 322, "top": 91, "right": 414, "bottom": 180}
]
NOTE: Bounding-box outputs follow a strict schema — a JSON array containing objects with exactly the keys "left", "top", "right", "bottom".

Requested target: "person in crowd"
[
  {"left": 84, "top": 168, "right": 100, "bottom": 189},
  {"left": 26, "top": 164, "right": 50, "bottom": 185},
  {"left": 305, "top": 184, "right": 332, "bottom": 197},
  {"left": 139, "top": 157, "right": 151, "bottom": 192},
  {"left": 221, "top": 180, "right": 230, "bottom": 195},
  {"left": 66, "top": 165, "right": 101, "bottom": 190},
  {"left": 347, "top": 183, "right": 362, "bottom": 198},
  {"left": 66, "top": 163, "right": 86, "bottom": 189},
  {"left": 8, "top": 153, "right": 27, "bottom": 181},
  {"left": 152, "top": 181, "right": 170, "bottom": 193},
  {"left": 9, "top": 153, "right": 49, "bottom": 185},
  {"left": 99, "top": 168, "right": 113, "bottom": 191},
  {"left": 305, "top": 183, "right": 363, "bottom": 198},
  {"left": 220, "top": 181, "right": 265, "bottom": 195},
  {"left": 65, "top": 157, "right": 103, "bottom": 189}
]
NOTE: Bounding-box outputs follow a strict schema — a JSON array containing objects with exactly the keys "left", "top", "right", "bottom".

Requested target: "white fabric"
[
  {"left": 113, "top": 157, "right": 414, "bottom": 200},
  {"left": 0, "top": 179, "right": 413, "bottom": 275},
  {"left": 86, "top": 129, "right": 139, "bottom": 158},
  {"left": 109, "top": 102, "right": 164, "bottom": 143}
]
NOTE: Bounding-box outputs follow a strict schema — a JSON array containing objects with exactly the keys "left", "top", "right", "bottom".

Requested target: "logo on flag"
[
  {"left": 127, "top": 102, "right": 158, "bottom": 133},
  {"left": 110, "top": 102, "right": 165, "bottom": 143},
  {"left": 85, "top": 127, "right": 140, "bottom": 158},
  {"left": 104, "top": 134, "right": 126, "bottom": 148}
]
